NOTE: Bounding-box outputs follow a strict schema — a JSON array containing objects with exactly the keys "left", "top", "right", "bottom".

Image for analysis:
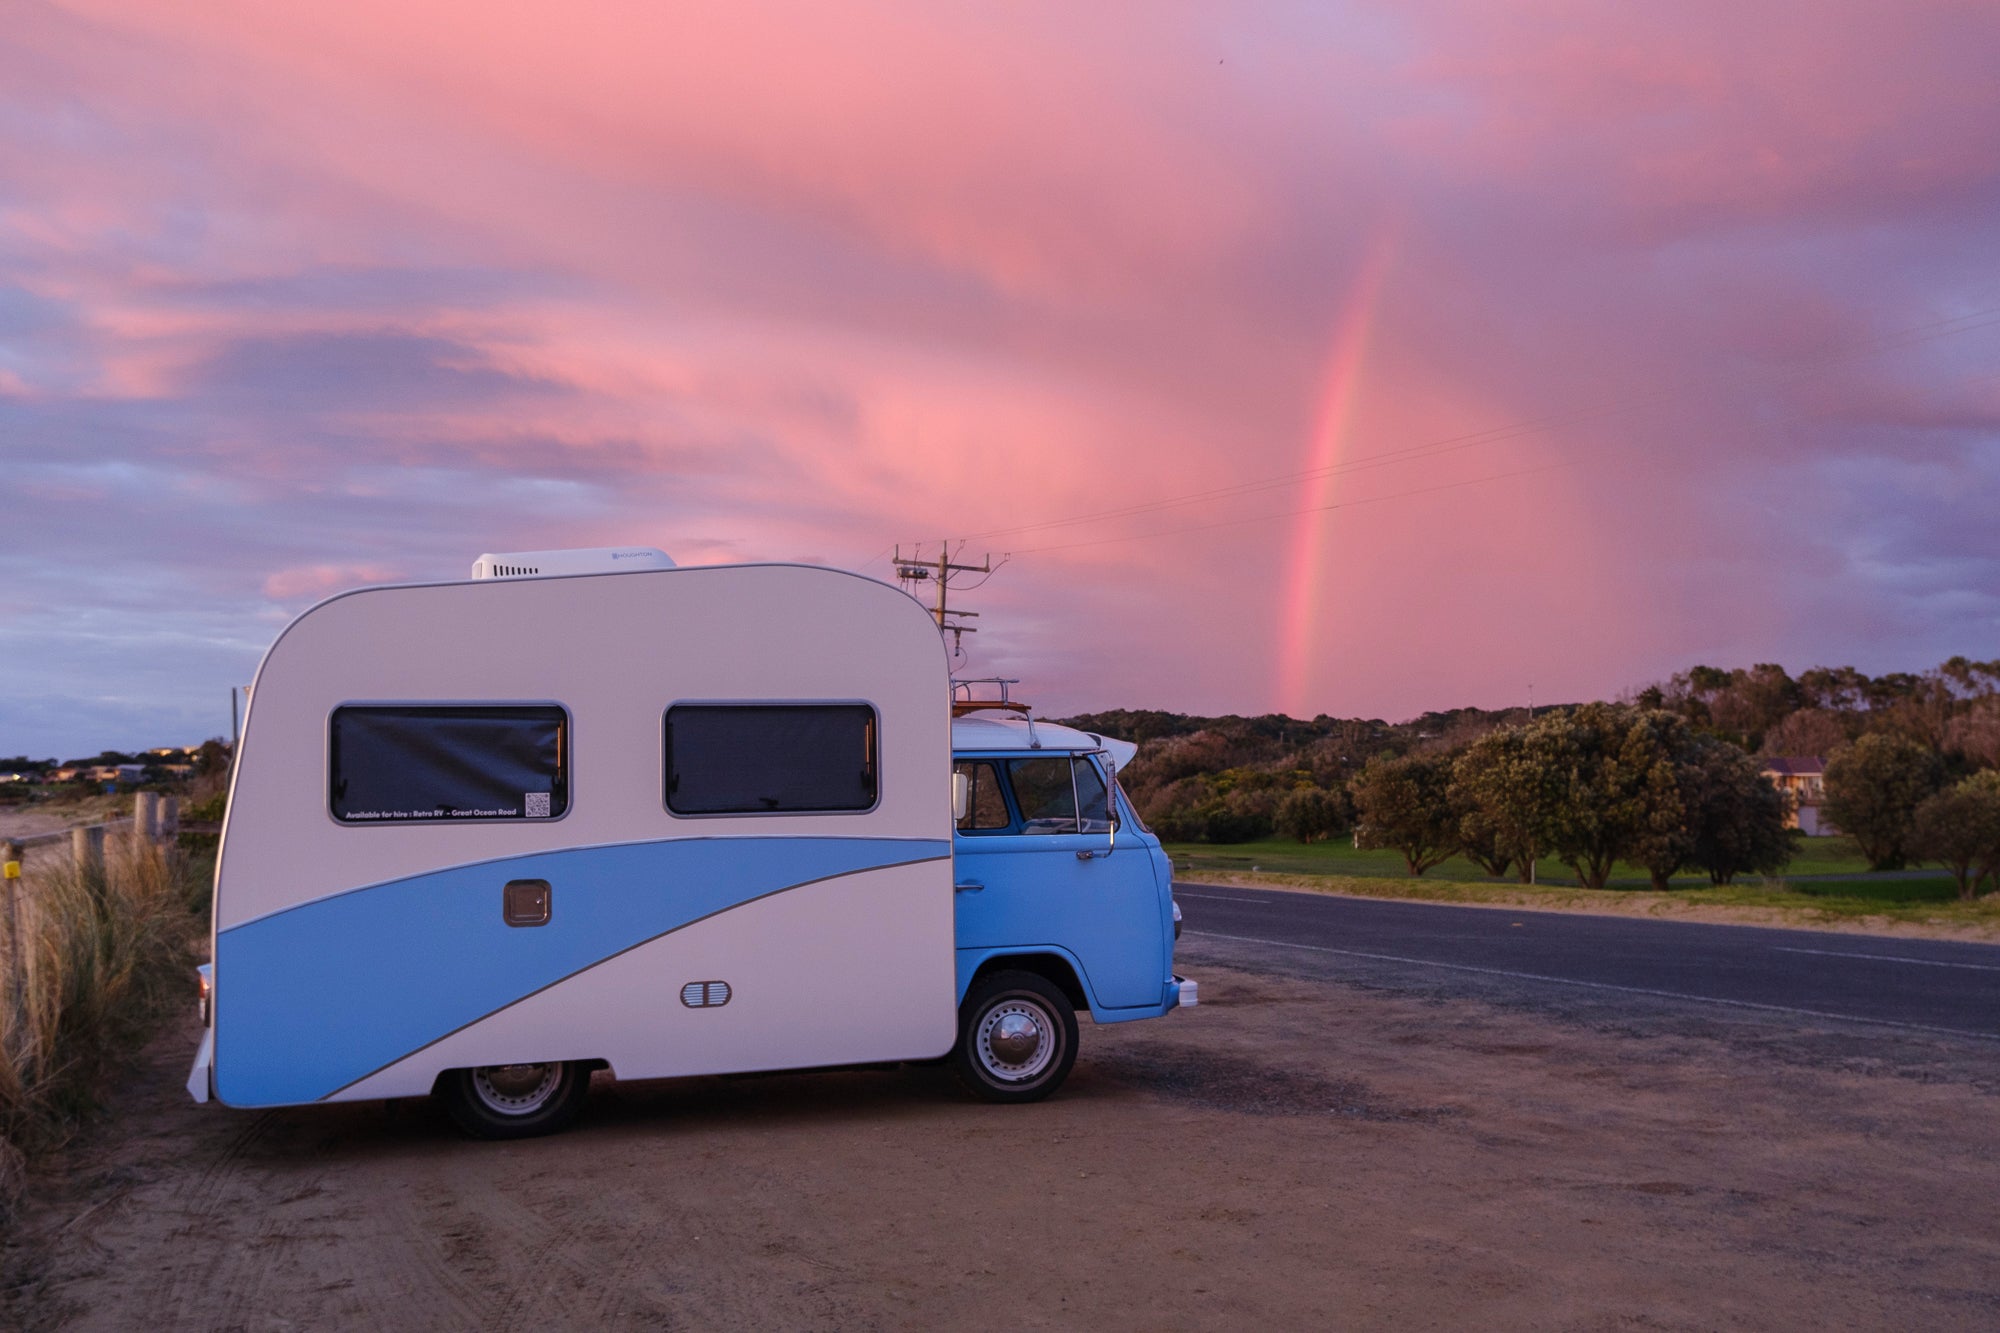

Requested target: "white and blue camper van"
[{"left": 187, "top": 550, "right": 1193, "bottom": 1137}]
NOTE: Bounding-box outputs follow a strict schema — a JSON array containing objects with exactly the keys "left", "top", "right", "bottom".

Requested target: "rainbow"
[{"left": 1273, "top": 233, "right": 1397, "bottom": 718}]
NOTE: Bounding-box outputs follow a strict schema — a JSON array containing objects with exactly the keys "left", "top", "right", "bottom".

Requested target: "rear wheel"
[
  {"left": 950, "top": 970, "right": 1078, "bottom": 1103},
  {"left": 437, "top": 1060, "right": 591, "bottom": 1139}
]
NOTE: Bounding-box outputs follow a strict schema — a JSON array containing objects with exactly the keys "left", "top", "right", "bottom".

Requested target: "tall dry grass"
[{"left": 0, "top": 836, "right": 207, "bottom": 1206}]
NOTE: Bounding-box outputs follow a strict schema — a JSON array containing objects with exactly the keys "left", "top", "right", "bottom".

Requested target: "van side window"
[
  {"left": 1075, "top": 758, "right": 1111, "bottom": 834},
  {"left": 329, "top": 705, "right": 568, "bottom": 824},
  {"left": 1009, "top": 757, "right": 1078, "bottom": 834},
  {"left": 953, "top": 760, "right": 1011, "bottom": 832},
  {"left": 665, "top": 704, "right": 877, "bottom": 815}
]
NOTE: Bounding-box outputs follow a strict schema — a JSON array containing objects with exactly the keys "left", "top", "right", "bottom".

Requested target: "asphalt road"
[{"left": 1174, "top": 881, "right": 2000, "bottom": 1040}]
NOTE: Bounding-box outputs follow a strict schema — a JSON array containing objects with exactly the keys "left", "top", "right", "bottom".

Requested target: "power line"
[{"left": 892, "top": 541, "right": 1005, "bottom": 659}]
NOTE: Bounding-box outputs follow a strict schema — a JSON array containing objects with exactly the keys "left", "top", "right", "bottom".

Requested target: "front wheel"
[
  {"left": 437, "top": 1061, "right": 592, "bottom": 1139},
  {"left": 950, "top": 971, "right": 1079, "bottom": 1103}
]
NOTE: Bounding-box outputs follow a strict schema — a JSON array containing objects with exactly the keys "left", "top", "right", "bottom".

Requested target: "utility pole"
[
  {"left": 893, "top": 541, "right": 994, "bottom": 659},
  {"left": 1527, "top": 684, "right": 1536, "bottom": 884}
]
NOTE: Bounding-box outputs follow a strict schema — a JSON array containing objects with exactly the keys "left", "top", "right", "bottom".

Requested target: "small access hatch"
[{"left": 503, "top": 879, "right": 552, "bottom": 927}]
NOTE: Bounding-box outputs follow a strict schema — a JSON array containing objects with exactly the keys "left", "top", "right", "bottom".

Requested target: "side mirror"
[
  {"left": 1103, "top": 757, "right": 1118, "bottom": 853},
  {"left": 1074, "top": 753, "right": 1116, "bottom": 860},
  {"left": 951, "top": 770, "right": 971, "bottom": 823}
]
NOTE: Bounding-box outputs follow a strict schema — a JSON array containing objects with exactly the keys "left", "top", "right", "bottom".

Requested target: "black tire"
[
  {"left": 436, "top": 1061, "right": 592, "bottom": 1139},
  {"left": 950, "top": 970, "right": 1078, "bottom": 1103}
]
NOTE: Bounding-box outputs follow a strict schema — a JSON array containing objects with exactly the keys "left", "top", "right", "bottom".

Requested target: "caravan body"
[{"left": 196, "top": 561, "right": 957, "bottom": 1110}]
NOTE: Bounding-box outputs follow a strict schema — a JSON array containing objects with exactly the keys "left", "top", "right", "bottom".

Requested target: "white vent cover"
[{"left": 470, "top": 547, "right": 677, "bottom": 580}]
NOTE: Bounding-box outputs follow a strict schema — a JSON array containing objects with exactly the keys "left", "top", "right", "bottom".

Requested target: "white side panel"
[
  {"left": 217, "top": 565, "right": 949, "bottom": 931},
  {"left": 335, "top": 859, "right": 955, "bottom": 1101}
]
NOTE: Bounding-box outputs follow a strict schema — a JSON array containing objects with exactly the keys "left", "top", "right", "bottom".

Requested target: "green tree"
[
  {"left": 1912, "top": 772, "right": 2000, "bottom": 899},
  {"left": 1822, "top": 734, "right": 1944, "bottom": 870},
  {"left": 1682, "top": 739, "right": 1796, "bottom": 884},
  {"left": 194, "top": 738, "right": 232, "bottom": 779},
  {"left": 1536, "top": 704, "right": 1681, "bottom": 890},
  {"left": 1454, "top": 812, "right": 1513, "bottom": 879},
  {"left": 1350, "top": 753, "right": 1458, "bottom": 876},
  {"left": 1760, "top": 707, "right": 1849, "bottom": 759},
  {"left": 1203, "top": 790, "right": 1273, "bottom": 843},
  {"left": 1450, "top": 727, "right": 1563, "bottom": 884},
  {"left": 1275, "top": 786, "right": 1348, "bottom": 844},
  {"left": 1614, "top": 710, "right": 1704, "bottom": 891}
]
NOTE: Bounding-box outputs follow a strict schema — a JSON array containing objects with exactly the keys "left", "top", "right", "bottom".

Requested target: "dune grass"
[{"left": 0, "top": 837, "right": 209, "bottom": 1204}]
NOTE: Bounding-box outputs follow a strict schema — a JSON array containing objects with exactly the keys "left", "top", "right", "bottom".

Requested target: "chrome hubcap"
[
  {"left": 977, "top": 1000, "right": 1056, "bottom": 1082},
  {"left": 989, "top": 1012, "right": 1042, "bottom": 1064},
  {"left": 470, "top": 1063, "right": 562, "bottom": 1115}
]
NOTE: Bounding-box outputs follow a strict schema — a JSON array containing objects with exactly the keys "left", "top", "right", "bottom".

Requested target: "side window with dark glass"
[
  {"left": 1009, "top": 757, "right": 1078, "bottom": 834},
  {"left": 665, "top": 704, "right": 877, "bottom": 815},
  {"left": 330, "top": 705, "right": 568, "bottom": 824},
  {"left": 954, "top": 760, "right": 1011, "bottom": 832}
]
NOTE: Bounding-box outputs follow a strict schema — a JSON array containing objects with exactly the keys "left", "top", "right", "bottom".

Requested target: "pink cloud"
[
  {"left": 4, "top": 0, "right": 1998, "bottom": 754},
  {"left": 262, "top": 564, "right": 405, "bottom": 601}
]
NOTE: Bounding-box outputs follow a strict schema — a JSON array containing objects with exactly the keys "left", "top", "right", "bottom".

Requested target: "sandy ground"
[
  {"left": 4, "top": 937, "right": 1997, "bottom": 1330},
  {"left": 0, "top": 810, "right": 95, "bottom": 843},
  {"left": 0, "top": 800, "right": 130, "bottom": 847}
]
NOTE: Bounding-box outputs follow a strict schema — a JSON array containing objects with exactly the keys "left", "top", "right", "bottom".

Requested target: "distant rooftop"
[{"left": 1760, "top": 756, "right": 1826, "bottom": 776}]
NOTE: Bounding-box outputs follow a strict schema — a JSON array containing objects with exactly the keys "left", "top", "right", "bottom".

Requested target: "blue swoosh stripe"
[{"left": 215, "top": 836, "right": 948, "bottom": 1106}]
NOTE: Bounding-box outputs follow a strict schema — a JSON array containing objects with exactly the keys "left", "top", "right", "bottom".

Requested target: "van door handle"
[{"left": 954, "top": 880, "right": 984, "bottom": 893}]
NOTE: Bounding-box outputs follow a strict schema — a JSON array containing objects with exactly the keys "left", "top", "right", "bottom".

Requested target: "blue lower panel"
[
  {"left": 216, "top": 837, "right": 947, "bottom": 1106},
  {"left": 953, "top": 946, "right": 1176, "bottom": 1021}
]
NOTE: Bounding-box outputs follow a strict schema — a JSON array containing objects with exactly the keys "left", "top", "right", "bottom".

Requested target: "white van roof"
[{"left": 950, "top": 712, "right": 1139, "bottom": 769}]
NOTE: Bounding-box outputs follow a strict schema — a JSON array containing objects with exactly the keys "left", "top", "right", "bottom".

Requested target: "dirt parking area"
[{"left": 6, "top": 938, "right": 1997, "bottom": 1330}]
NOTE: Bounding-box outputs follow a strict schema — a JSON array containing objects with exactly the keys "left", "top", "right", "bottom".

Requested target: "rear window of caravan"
[
  {"left": 665, "top": 704, "right": 877, "bottom": 815},
  {"left": 329, "top": 705, "right": 569, "bottom": 824}
]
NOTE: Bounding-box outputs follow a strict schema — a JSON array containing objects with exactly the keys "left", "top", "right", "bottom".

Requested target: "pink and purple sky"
[{"left": 5, "top": 2, "right": 1999, "bottom": 756}]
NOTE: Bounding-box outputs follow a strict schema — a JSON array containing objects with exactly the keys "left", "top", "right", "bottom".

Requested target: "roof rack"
[
  {"left": 951, "top": 677, "right": 1023, "bottom": 715},
  {"left": 952, "top": 677, "right": 1041, "bottom": 746}
]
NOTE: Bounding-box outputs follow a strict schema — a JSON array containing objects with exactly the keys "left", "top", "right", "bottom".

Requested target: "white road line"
[
  {"left": 1184, "top": 929, "right": 1999, "bottom": 1042},
  {"left": 1175, "top": 892, "right": 1265, "bottom": 904},
  {"left": 1772, "top": 945, "right": 2000, "bottom": 973}
]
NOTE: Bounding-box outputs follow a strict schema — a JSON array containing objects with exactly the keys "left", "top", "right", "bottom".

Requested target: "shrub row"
[{"left": 1350, "top": 704, "right": 1793, "bottom": 888}]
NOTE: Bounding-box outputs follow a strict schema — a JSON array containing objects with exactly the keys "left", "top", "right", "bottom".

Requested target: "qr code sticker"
[{"left": 525, "top": 792, "right": 551, "bottom": 818}]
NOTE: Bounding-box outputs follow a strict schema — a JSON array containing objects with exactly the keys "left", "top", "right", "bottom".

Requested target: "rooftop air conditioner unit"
[{"left": 470, "top": 547, "right": 677, "bottom": 580}]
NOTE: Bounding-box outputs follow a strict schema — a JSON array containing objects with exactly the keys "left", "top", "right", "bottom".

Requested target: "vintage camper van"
[{"left": 188, "top": 550, "right": 1192, "bottom": 1137}]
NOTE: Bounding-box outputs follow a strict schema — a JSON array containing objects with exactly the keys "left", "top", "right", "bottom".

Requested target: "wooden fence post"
[
  {"left": 3, "top": 839, "right": 22, "bottom": 1051},
  {"left": 161, "top": 795, "right": 181, "bottom": 841},
  {"left": 134, "top": 791, "right": 160, "bottom": 851},
  {"left": 72, "top": 825, "right": 104, "bottom": 876}
]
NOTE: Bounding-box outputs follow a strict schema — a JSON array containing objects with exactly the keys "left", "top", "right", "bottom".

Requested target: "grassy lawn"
[
  {"left": 1164, "top": 835, "right": 1878, "bottom": 885},
  {"left": 1162, "top": 837, "right": 1998, "bottom": 930}
]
